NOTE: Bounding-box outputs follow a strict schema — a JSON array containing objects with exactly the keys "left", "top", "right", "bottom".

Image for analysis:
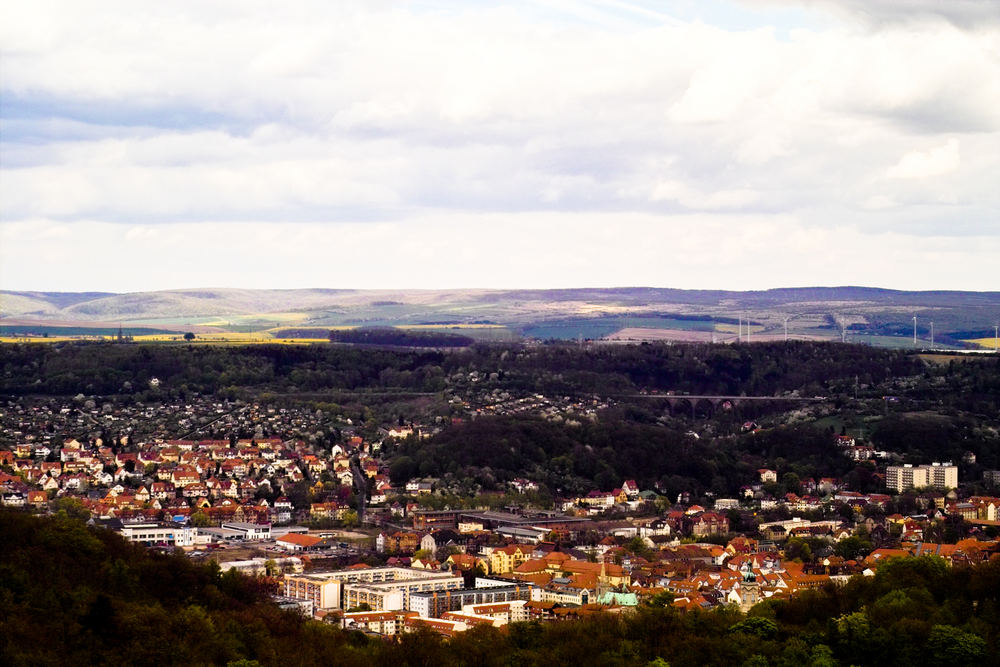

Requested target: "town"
[{"left": 3, "top": 346, "right": 999, "bottom": 640}]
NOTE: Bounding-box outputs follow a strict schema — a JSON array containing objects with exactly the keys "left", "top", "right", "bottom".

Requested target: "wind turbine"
[
  {"left": 913, "top": 316, "right": 917, "bottom": 347},
  {"left": 930, "top": 321, "right": 934, "bottom": 349},
  {"left": 783, "top": 317, "right": 789, "bottom": 342}
]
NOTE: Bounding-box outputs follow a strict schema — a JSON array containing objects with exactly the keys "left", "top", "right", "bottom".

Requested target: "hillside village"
[{"left": 3, "top": 388, "right": 1000, "bottom": 636}]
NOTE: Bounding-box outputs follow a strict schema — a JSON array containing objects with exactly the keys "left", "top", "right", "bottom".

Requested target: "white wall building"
[
  {"left": 886, "top": 463, "right": 958, "bottom": 492},
  {"left": 117, "top": 522, "right": 197, "bottom": 547}
]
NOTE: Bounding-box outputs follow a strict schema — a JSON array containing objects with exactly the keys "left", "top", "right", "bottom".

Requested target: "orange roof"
[
  {"left": 514, "top": 559, "right": 547, "bottom": 574},
  {"left": 278, "top": 533, "right": 323, "bottom": 547}
]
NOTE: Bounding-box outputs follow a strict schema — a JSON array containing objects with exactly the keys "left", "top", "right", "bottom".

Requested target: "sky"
[{"left": 1, "top": 0, "right": 998, "bottom": 293}]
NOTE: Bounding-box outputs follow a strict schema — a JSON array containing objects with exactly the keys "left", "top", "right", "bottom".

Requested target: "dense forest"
[
  {"left": 387, "top": 417, "right": 856, "bottom": 498},
  {"left": 271, "top": 327, "right": 476, "bottom": 347},
  {"left": 0, "top": 339, "right": 969, "bottom": 400},
  {"left": 1, "top": 511, "right": 998, "bottom": 667}
]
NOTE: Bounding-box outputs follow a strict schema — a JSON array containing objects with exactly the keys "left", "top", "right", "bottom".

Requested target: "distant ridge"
[{"left": 2, "top": 287, "right": 998, "bottom": 344}]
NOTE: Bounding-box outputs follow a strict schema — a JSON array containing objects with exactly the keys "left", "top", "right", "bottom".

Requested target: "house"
[
  {"left": 580, "top": 491, "right": 615, "bottom": 509},
  {"left": 487, "top": 544, "right": 531, "bottom": 574},
  {"left": 446, "top": 553, "right": 490, "bottom": 574},
  {"left": 420, "top": 529, "right": 465, "bottom": 556},
  {"left": 690, "top": 512, "right": 730, "bottom": 537},
  {"left": 151, "top": 482, "right": 176, "bottom": 501},
  {"left": 27, "top": 490, "right": 48, "bottom": 507},
  {"left": 376, "top": 531, "right": 420, "bottom": 555},
  {"left": 621, "top": 480, "right": 640, "bottom": 499},
  {"left": 2, "top": 492, "right": 26, "bottom": 507},
  {"left": 272, "top": 497, "right": 294, "bottom": 524},
  {"left": 309, "top": 502, "right": 343, "bottom": 520},
  {"left": 758, "top": 469, "right": 778, "bottom": 484}
]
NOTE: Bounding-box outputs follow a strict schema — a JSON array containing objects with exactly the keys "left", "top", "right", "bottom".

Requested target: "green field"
[
  {"left": 847, "top": 334, "right": 963, "bottom": 350},
  {"left": 521, "top": 315, "right": 722, "bottom": 340}
]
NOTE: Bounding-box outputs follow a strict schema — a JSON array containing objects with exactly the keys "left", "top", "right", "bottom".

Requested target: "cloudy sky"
[{"left": 1, "top": 0, "right": 998, "bottom": 292}]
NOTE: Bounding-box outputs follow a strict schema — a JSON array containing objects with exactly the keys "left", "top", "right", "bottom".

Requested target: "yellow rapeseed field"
[
  {"left": 964, "top": 338, "right": 999, "bottom": 350},
  {"left": 0, "top": 336, "right": 87, "bottom": 343}
]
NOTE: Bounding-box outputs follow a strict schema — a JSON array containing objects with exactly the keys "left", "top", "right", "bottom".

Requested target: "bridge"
[{"left": 616, "top": 394, "right": 828, "bottom": 418}]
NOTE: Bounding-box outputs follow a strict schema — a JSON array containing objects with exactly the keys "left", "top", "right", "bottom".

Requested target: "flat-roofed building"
[
  {"left": 117, "top": 521, "right": 197, "bottom": 547},
  {"left": 220, "top": 556, "right": 302, "bottom": 576},
  {"left": 220, "top": 521, "right": 271, "bottom": 540},
  {"left": 341, "top": 610, "right": 417, "bottom": 636},
  {"left": 409, "top": 583, "right": 534, "bottom": 618},
  {"left": 284, "top": 566, "right": 464, "bottom": 612},
  {"left": 344, "top": 571, "right": 463, "bottom": 612},
  {"left": 886, "top": 463, "right": 957, "bottom": 492},
  {"left": 283, "top": 573, "right": 343, "bottom": 610},
  {"left": 463, "top": 600, "right": 529, "bottom": 624}
]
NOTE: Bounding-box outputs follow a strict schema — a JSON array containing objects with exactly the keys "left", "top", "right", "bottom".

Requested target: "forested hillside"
[{"left": 0, "top": 340, "right": 934, "bottom": 398}]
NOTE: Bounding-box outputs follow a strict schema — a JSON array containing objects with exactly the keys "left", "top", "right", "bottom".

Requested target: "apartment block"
[
  {"left": 408, "top": 583, "right": 534, "bottom": 618},
  {"left": 886, "top": 463, "right": 958, "bottom": 492},
  {"left": 283, "top": 566, "right": 463, "bottom": 612}
]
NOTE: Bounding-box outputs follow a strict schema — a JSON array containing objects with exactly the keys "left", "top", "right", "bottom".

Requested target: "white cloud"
[
  {"left": 887, "top": 139, "right": 961, "bottom": 179},
  {"left": 3, "top": 215, "right": 998, "bottom": 292},
  {"left": 1, "top": 1, "right": 999, "bottom": 290},
  {"left": 735, "top": 0, "right": 1000, "bottom": 29}
]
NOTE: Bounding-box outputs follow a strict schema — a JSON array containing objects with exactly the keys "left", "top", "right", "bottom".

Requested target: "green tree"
[
  {"left": 729, "top": 616, "right": 778, "bottom": 640},
  {"left": 51, "top": 497, "right": 91, "bottom": 521},
  {"left": 645, "top": 590, "right": 675, "bottom": 608},
  {"left": 926, "top": 625, "right": 987, "bottom": 666},
  {"left": 834, "top": 535, "right": 872, "bottom": 561},
  {"left": 190, "top": 511, "right": 212, "bottom": 527},
  {"left": 183, "top": 332, "right": 195, "bottom": 341}
]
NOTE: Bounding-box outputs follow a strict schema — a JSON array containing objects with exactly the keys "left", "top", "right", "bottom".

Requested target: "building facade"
[
  {"left": 284, "top": 567, "right": 464, "bottom": 611},
  {"left": 886, "top": 463, "right": 958, "bottom": 492},
  {"left": 408, "top": 584, "right": 534, "bottom": 618}
]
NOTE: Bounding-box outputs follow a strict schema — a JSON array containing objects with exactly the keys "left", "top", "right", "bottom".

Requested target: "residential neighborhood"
[{"left": 4, "top": 388, "right": 1000, "bottom": 638}]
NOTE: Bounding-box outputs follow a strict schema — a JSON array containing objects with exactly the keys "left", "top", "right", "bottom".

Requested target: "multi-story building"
[
  {"left": 340, "top": 610, "right": 417, "bottom": 636},
  {"left": 283, "top": 567, "right": 464, "bottom": 612},
  {"left": 886, "top": 463, "right": 958, "bottom": 492},
  {"left": 408, "top": 583, "right": 534, "bottom": 618},
  {"left": 284, "top": 573, "right": 344, "bottom": 610},
  {"left": 343, "top": 570, "right": 464, "bottom": 612},
  {"left": 464, "top": 600, "right": 530, "bottom": 624}
]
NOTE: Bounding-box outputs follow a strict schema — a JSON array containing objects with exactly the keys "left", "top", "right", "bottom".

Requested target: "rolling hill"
[{"left": 1, "top": 286, "right": 997, "bottom": 347}]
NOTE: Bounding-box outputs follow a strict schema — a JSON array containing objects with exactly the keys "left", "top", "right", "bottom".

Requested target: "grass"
[{"left": 201, "top": 312, "right": 311, "bottom": 327}]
